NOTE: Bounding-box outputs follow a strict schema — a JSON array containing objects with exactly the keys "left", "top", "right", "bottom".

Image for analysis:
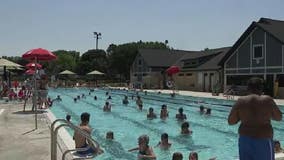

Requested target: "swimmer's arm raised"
[{"left": 228, "top": 100, "right": 240, "bottom": 125}]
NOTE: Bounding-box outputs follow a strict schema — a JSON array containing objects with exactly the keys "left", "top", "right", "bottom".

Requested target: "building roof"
[
  {"left": 138, "top": 49, "right": 194, "bottom": 67},
  {"left": 180, "top": 47, "right": 231, "bottom": 71},
  {"left": 138, "top": 47, "right": 230, "bottom": 71},
  {"left": 257, "top": 18, "right": 284, "bottom": 44},
  {"left": 219, "top": 17, "right": 284, "bottom": 65}
]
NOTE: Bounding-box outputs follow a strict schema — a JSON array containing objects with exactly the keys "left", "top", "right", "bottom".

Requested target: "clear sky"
[{"left": 0, "top": 0, "right": 284, "bottom": 56}]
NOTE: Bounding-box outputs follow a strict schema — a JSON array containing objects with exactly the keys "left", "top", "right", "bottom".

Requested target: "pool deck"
[
  {"left": 0, "top": 88, "right": 284, "bottom": 160},
  {"left": 0, "top": 102, "right": 51, "bottom": 160},
  {"left": 140, "top": 89, "right": 284, "bottom": 105}
]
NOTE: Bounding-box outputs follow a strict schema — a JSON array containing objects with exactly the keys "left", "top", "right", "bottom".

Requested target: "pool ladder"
[{"left": 51, "top": 119, "right": 99, "bottom": 160}]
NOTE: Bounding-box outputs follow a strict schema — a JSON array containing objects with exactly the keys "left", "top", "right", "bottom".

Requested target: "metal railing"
[{"left": 51, "top": 119, "right": 99, "bottom": 160}]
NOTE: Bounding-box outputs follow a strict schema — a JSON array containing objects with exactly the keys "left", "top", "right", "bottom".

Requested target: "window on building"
[
  {"left": 253, "top": 45, "right": 263, "bottom": 59},
  {"left": 186, "top": 73, "right": 192, "bottom": 76},
  {"left": 178, "top": 73, "right": 184, "bottom": 76}
]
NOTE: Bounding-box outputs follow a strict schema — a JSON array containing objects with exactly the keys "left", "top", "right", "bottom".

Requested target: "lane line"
[{"left": 0, "top": 109, "right": 4, "bottom": 115}]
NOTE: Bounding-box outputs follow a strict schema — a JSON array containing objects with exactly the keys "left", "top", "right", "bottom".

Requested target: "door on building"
[
  {"left": 203, "top": 73, "right": 208, "bottom": 92},
  {"left": 265, "top": 75, "right": 274, "bottom": 97},
  {"left": 209, "top": 73, "right": 214, "bottom": 92}
]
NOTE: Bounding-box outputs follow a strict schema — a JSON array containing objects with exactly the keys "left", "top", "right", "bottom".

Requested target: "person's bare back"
[
  {"left": 228, "top": 77, "right": 282, "bottom": 159},
  {"left": 228, "top": 94, "right": 282, "bottom": 138},
  {"left": 74, "top": 125, "right": 92, "bottom": 148}
]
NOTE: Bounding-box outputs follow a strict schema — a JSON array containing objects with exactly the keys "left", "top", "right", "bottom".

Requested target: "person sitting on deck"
[
  {"left": 8, "top": 89, "right": 17, "bottom": 100},
  {"left": 176, "top": 107, "right": 187, "bottom": 121},
  {"left": 46, "top": 97, "right": 53, "bottom": 107},
  {"left": 103, "top": 102, "right": 111, "bottom": 112},
  {"left": 94, "top": 96, "right": 97, "bottom": 100},
  {"left": 156, "top": 133, "right": 172, "bottom": 149},
  {"left": 160, "top": 104, "right": 169, "bottom": 120},
  {"left": 147, "top": 107, "right": 157, "bottom": 119},
  {"left": 74, "top": 98, "right": 77, "bottom": 103},
  {"left": 73, "top": 112, "right": 103, "bottom": 155},
  {"left": 18, "top": 86, "right": 25, "bottom": 100},
  {"left": 107, "top": 96, "right": 112, "bottom": 100},
  {"left": 181, "top": 121, "right": 192, "bottom": 135},
  {"left": 122, "top": 96, "right": 129, "bottom": 105},
  {"left": 128, "top": 134, "right": 156, "bottom": 160},
  {"left": 0, "top": 83, "right": 9, "bottom": 97}
]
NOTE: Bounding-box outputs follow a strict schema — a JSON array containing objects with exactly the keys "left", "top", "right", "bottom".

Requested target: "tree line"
[{"left": 3, "top": 41, "right": 168, "bottom": 80}]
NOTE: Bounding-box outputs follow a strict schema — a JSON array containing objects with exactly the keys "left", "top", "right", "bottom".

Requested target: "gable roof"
[
  {"left": 138, "top": 49, "right": 194, "bottom": 67},
  {"left": 178, "top": 47, "right": 231, "bottom": 71},
  {"left": 219, "top": 18, "right": 284, "bottom": 65},
  {"left": 257, "top": 18, "right": 284, "bottom": 44},
  {"left": 178, "top": 47, "right": 229, "bottom": 61},
  {"left": 138, "top": 47, "right": 230, "bottom": 71}
]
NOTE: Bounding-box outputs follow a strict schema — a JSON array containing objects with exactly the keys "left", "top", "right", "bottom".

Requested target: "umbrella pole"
[{"left": 33, "top": 58, "right": 38, "bottom": 130}]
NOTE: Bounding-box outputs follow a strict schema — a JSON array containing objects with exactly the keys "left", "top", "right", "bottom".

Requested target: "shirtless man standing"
[
  {"left": 73, "top": 112, "right": 103, "bottom": 155},
  {"left": 228, "top": 77, "right": 282, "bottom": 160}
]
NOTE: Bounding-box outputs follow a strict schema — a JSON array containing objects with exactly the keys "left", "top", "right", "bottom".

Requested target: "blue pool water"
[{"left": 49, "top": 88, "right": 284, "bottom": 160}]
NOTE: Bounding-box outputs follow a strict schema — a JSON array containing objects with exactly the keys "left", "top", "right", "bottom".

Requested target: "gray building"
[
  {"left": 175, "top": 47, "right": 230, "bottom": 92},
  {"left": 130, "top": 47, "right": 230, "bottom": 92},
  {"left": 220, "top": 18, "right": 284, "bottom": 97},
  {"left": 130, "top": 49, "right": 188, "bottom": 89}
]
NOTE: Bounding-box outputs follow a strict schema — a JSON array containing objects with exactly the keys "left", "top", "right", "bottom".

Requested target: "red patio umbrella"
[
  {"left": 25, "top": 62, "right": 42, "bottom": 69},
  {"left": 166, "top": 66, "right": 180, "bottom": 76},
  {"left": 25, "top": 69, "right": 35, "bottom": 75},
  {"left": 22, "top": 48, "right": 56, "bottom": 61},
  {"left": 22, "top": 48, "right": 56, "bottom": 130}
]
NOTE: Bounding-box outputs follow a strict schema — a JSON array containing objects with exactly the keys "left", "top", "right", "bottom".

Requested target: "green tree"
[
  {"left": 76, "top": 49, "right": 108, "bottom": 75},
  {"left": 43, "top": 50, "right": 80, "bottom": 75}
]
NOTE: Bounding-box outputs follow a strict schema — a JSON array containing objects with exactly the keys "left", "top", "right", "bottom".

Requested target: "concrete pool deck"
[
  {"left": 0, "top": 102, "right": 51, "bottom": 160},
  {"left": 137, "top": 88, "right": 284, "bottom": 106},
  {"left": 0, "top": 88, "right": 284, "bottom": 160}
]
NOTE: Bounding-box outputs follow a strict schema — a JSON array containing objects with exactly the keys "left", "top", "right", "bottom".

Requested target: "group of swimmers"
[{"left": 69, "top": 89, "right": 217, "bottom": 159}]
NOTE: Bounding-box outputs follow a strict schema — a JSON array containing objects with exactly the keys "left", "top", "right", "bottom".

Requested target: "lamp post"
[{"left": 93, "top": 32, "right": 102, "bottom": 50}]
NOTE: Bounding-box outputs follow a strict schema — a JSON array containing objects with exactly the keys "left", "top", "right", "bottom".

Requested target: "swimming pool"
[{"left": 49, "top": 88, "right": 284, "bottom": 160}]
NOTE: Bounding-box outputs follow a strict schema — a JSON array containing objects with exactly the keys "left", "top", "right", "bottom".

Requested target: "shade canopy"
[
  {"left": 22, "top": 48, "right": 57, "bottom": 61},
  {"left": 0, "top": 58, "right": 23, "bottom": 69},
  {"left": 59, "top": 70, "right": 76, "bottom": 75},
  {"left": 87, "top": 70, "right": 104, "bottom": 75}
]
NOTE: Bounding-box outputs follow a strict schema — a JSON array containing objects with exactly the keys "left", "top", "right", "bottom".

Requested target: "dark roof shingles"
[{"left": 138, "top": 49, "right": 193, "bottom": 67}]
